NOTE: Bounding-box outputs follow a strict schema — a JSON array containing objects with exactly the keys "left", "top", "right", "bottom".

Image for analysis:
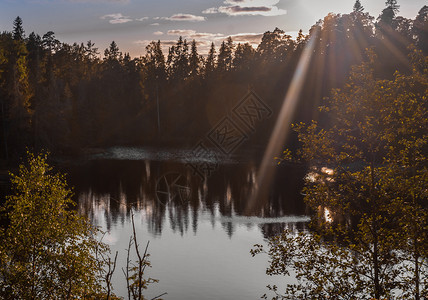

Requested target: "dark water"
[{"left": 65, "top": 147, "right": 309, "bottom": 299}]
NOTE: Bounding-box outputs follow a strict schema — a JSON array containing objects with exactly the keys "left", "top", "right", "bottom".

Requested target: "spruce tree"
[
  {"left": 204, "top": 42, "right": 216, "bottom": 77},
  {"left": 353, "top": 0, "right": 364, "bottom": 13},
  {"left": 12, "top": 16, "right": 24, "bottom": 40},
  {"left": 385, "top": 0, "right": 400, "bottom": 13},
  {"left": 189, "top": 39, "right": 200, "bottom": 77}
]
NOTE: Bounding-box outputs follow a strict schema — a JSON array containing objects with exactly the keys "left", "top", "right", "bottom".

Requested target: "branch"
[{"left": 150, "top": 292, "right": 168, "bottom": 300}]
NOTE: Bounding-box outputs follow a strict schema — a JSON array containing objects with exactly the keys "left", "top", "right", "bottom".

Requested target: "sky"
[{"left": 0, "top": 0, "right": 426, "bottom": 57}]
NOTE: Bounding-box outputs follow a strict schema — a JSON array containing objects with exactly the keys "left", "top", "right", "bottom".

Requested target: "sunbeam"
[{"left": 245, "top": 27, "right": 320, "bottom": 215}]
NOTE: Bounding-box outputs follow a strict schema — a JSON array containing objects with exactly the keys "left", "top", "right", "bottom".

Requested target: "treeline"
[{"left": 0, "top": 1, "right": 427, "bottom": 158}]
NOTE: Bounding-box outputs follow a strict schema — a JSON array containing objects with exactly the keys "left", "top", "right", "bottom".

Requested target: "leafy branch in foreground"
[
  {"left": 256, "top": 48, "right": 427, "bottom": 299},
  {"left": 0, "top": 152, "right": 109, "bottom": 299},
  {"left": 251, "top": 229, "right": 393, "bottom": 299}
]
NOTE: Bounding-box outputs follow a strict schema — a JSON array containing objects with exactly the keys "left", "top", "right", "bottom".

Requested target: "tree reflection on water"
[{"left": 67, "top": 156, "right": 309, "bottom": 238}]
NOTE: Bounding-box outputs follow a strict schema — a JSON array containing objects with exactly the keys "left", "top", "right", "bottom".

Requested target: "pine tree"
[
  {"left": 167, "top": 36, "right": 190, "bottom": 81},
  {"left": 233, "top": 43, "right": 255, "bottom": 72},
  {"left": 12, "top": 16, "right": 25, "bottom": 41},
  {"left": 225, "top": 36, "right": 234, "bottom": 70},
  {"left": 143, "top": 40, "right": 166, "bottom": 102},
  {"left": 85, "top": 40, "right": 99, "bottom": 61},
  {"left": 353, "top": 0, "right": 364, "bottom": 13},
  {"left": 42, "top": 31, "right": 60, "bottom": 53},
  {"left": 413, "top": 5, "right": 428, "bottom": 54},
  {"left": 217, "top": 38, "right": 234, "bottom": 72},
  {"left": 145, "top": 40, "right": 166, "bottom": 81},
  {"left": 204, "top": 42, "right": 216, "bottom": 77},
  {"left": 104, "top": 41, "right": 121, "bottom": 61},
  {"left": 377, "top": 0, "right": 400, "bottom": 28},
  {"left": 217, "top": 41, "right": 227, "bottom": 72},
  {"left": 296, "top": 29, "right": 305, "bottom": 44},
  {"left": 189, "top": 39, "right": 200, "bottom": 78},
  {"left": 177, "top": 38, "right": 190, "bottom": 79},
  {"left": 385, "top": 0, "right": 400, "bottom": 13}
]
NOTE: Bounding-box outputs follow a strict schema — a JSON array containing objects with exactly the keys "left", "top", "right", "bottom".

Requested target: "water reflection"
[
  {"left": 62, "top": 151, "right": 311, "bottom": 299},
  {"left": 67, "top": 157, "right": 309, "bottom": 238}
]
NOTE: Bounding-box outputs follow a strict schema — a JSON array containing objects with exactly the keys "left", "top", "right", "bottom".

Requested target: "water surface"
[{"left": 66, "top": 147, "right": 309, "bottom": 299}]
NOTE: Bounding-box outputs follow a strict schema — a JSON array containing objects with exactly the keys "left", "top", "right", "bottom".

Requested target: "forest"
[{"left": 0, "top": 1, "right": 426, "bottom": 160}]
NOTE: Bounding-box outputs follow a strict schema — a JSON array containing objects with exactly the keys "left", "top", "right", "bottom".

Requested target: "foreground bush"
[{"left": 0, "top": 152, "right": 109, "bottom": 299}]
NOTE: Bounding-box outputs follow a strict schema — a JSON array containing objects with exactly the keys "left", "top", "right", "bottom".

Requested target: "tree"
[
  {"left": 295, "top": 29, "right": 306, "bottom": 46},
  {"left": 42, "top": 31, "right": 60, "bottom": 53},
  {"left": 0, "top": 30, "right": 33, "bottom": 155},
  {"left": 386, "top": 0, "right": 400, "bottom": 13},
  {"left": 85, "top": 40, "right": 99, "bottom": 61},
  {"left": 0, "top": 152, "right": 110, "bottom": 298},
  {"left": 189, "top": 39, "right": 201, "bottom": 78},
  {"left": 233, "top": 42, "right": 255, "bottom": 72},
  {"left": 353, "top": 0, "right": 364, "bottom": 13},
  {"left": 143, "top": 40, "right": 166, "bottom": 101},
  {"left": 104, "top": 40, "right": 122, "bottom": 62},
  {"left": 254, "top": 50, "right": 428, "bottom": 299},
  {"left": 204, "top": 42, "right": 216, "bottom": 77},
  {"left": 166, "top": 36, "right": 190, "bottom": 82},
  {"left": 252, "top": 229, "right": 387, "bottom": 299},
  {"left": 12, "top": 17, "right": 24, "bottom": 41},
  {"left": 257, "top": 28, "right": 291, "bottom": 64},
  {"left": 377, "top": 0, "right": 400, "bottom": 29},
  {"left": 217, "top": 37, "right": 234, "bottom": 72},
  {"left": 413, "top": 6, "right": 428, "bottom": 54}
]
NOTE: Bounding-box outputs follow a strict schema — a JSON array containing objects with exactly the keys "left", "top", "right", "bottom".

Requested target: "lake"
[{"left": 64, "top": 147, "right": 310, "bottom": 299}]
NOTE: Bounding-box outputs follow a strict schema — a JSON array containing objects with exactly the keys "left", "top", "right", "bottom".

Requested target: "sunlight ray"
[
  {"left": 245, "top": 28, "right": 320, "bottom": 215},
  {"left": 376, "top": 23, "right": 412, "bottom": 69}
]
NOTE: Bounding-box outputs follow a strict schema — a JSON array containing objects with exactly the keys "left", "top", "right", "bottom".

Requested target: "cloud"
[
  {"left": 228, "top": 32, "right": 263, "bottom": 46},
  {"left": 136, "top": 17, "right": 149, "bottom": 21},
  {"left": 203, "top": 0, "right": 286, "bottom": 16},
  {"left": 224, "top": 0, "right": 281, "bottom": 6},
  {"left": 192, "top": 32, "right": 224, "bottom": 39},
  {"left": 134, "top": 39, "right": 177, "bottom": 47},
  {"left": 222, "top": 6, "right": 271, "bottom": 13},
  {"left": 70, "top": 0, "right": 129, "bottom": 3},
  {"left": 134, "top": 40, "right": 150, "bottom": 45},
  {"left": 101, "top": 13, "right": 132, "bottom": 24},
  {"left": 167, "top": 29, "right": 197, "bottom": 36},
  {"left": 202, "top": 8, "right": 218, "bottom": 14},
  {"left": 163, "top": 13, "right": 206, "bottom": 22},
  {"left": 109, "top": 18, "right": 132, "bottom": 24},
  {"left": 150, "top": 23, "right": 160, "bottom": 26},
  {"left": 167, "top": 29, "right": 223, "bottom": 40},
  {"left": 165, "top": 29, "right": 262, "bottom": 46},
  {"left": 153, "top": 31, "right": 164, "bottom": 36}
]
